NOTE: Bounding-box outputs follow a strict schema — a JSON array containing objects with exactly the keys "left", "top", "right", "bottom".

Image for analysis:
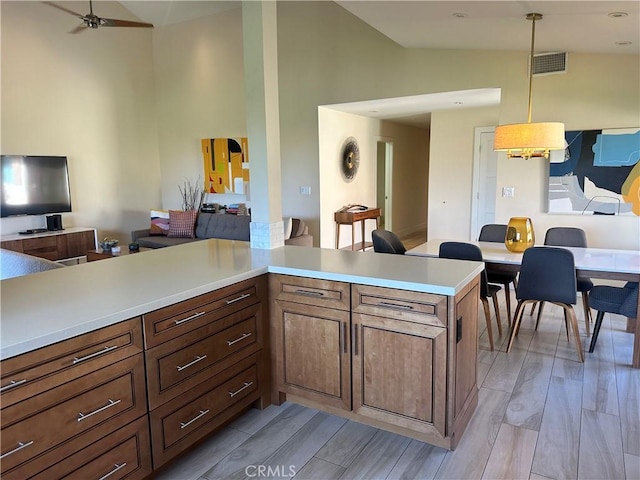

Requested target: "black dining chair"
[
  {"left": 372, "top": 229, "right": 406, "bottom": 255},
  {"left": 588, "top": 282, "right": 638, "bottom": 353},
  {"left": 479, "top": 224, "right": 518, "bottom": 324},
  {"left": 534, "top": 227, "right": 594, "bottom": 335},
  {"left": 507, "top": 247, "right": 584, "bottom": 362},
  {"left": 439, "top": 241, "right": 502, "bottom": 351}
]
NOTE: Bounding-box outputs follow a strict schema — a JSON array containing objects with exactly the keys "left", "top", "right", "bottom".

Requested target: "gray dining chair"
[
  {"left": 588, "top": 282, "right": 638, "bottom": 353},
  {"left": 508, "top": 247, "right": 584, "bottom": 362},
  {"left": 439, "top": 241, "right": 502, "bottom": 351},
  {"left": 533, "top": 227, "right": 594, "bottom": 335},
  {"left": 479, "top": 224, "right": 518, "bottom": 325},
  {"left": 372, "top": 229, "right": 406, "bottom": 255}
]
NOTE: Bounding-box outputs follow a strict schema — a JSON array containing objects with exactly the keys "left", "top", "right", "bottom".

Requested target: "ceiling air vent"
[{"left": 531, "top": 52, "right": 568, "bottom": 76}]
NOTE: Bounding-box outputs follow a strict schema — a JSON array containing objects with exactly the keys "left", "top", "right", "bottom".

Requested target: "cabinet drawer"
[
  {"left": 0, "top": 240, "right": 23, "bottom": 253},
  {"left": 1, "top": 355, "right": 147, "bottom": 473},
  {"left": 269, "top": 274, "right": 350, "bottom": 311},
  {"left": 1, "top": 318, "right": 143, "bottom": 409},
  {"left": 150, "top": 353, "right": 262, "bottom": 467},
  {"left": 146, "top": 304, "right": 262, "bottom": 409},
  {"left": 9, "top": 417, "right": 152, "bottom": 480},
  {"left": 143, "top": 276, "right": 265, "bottom": 348},
  {"left": 352, "top": 284, "right": 448, "bottom": 327},
  {"left": 22, "top": 236, "right": 58, "bottom": 260}
]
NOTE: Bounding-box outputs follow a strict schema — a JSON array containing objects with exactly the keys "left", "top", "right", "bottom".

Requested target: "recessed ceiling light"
[
  {"left": 452, "top": 13, "right": 468, "bottom": 18},
  {"left": 608, "top": 12, "right": 628, "bottom": 18},
  {"left": 615, "top": 40, "right": 632, "bottom": 46}
]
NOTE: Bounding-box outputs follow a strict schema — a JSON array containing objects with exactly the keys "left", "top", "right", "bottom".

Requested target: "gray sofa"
[
  {"left": 131, "top": 213, "right": 312, "bottom": 248},
  {"left": 0, "top": 248, "right": 66, "bottom": 280}
]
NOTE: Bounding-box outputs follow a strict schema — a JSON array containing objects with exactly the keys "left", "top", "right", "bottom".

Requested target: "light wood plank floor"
[{"left": 154, "top": 289, "right": 640, "bottom": 480}]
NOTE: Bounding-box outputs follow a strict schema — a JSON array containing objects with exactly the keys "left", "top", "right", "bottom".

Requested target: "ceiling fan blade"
[
  {"left": 69, "top": 24, "right": 88, "bottom": 34},
  {"left": 98, "top": 18, "right": 154, "bottom": 28},
  {"left": 42, "top": 1, "right": 84, "bottom": 19}
]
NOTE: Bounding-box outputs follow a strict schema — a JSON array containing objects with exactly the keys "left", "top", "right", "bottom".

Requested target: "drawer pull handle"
[
  {"left": 0, "top": 379, "right": 27, "bottom": 393},
  {"left": 378, "top": 301, "right": 414, "bottom": 311},
  {"left": 227, "top": 332, "right": 252, "bottom": 346},
  {"left": 174, "top": 311, "right": 206, "bottom": 325},
  {"left": 229, "top": 381, "right": 254, "bottom": 398},
  {"left": 295, "top": 289, "right": 324, "bottom": 297},
  {"left": 176, "top": 354, "right": 208, "bottom": 372},
  {"left": 180, "top": 409, "right": 210, "bottom": 429},
  {"left": 77, "top": 399, "right": 121, "bottom": 422},
  {"left": 98, "top": 462, "right": 127, "bottom": 480},
  {"left": 73, "top": 345, "right": 118, "bottom": 364},
  {"left": 1, "top": 440, "right": 34, "bottom": 459},
  {"left": 226, "top": 293, "right": 251, "bottom": 304}
]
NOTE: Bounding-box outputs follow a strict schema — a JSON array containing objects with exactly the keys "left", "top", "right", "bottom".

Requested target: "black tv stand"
[{"left": 18, "top": 228, "right": 49, "bottom": 235}]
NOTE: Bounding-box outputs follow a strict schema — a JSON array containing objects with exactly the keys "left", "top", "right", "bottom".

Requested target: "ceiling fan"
[{"left": 45, "top": 1, "right": 154, "bottom": 33}]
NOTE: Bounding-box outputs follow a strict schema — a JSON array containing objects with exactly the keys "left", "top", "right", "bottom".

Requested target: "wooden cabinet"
[
  {"left": 351, "top": 285, "right": 448, "bottom": 438},
  {"left": 270, "top": 273, "right": 480, "bottom": 450},
  {"left": 0, "top": 227, "right": 96, "bottom": 261},
  {"left": 143, "top": 275, "right": 269, "bottom": 468},
  {"left": 270, "top": 275, "right": 351, "bottom": 410},
  {"left": 0, "top": 318, "right": 151, "bottom": 480}
]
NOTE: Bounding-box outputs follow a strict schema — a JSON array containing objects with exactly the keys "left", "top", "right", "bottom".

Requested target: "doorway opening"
[
  {"left": 376, "top": 140, "right": 393, "bottom": 231},
  {"left": 471, "top": 127, "right": 498, "bottom": 239}
]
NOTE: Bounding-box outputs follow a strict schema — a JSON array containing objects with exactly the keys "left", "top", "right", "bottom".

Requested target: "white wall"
[
  {"left": 151, "top": 8, "right": 247, "bottom": 211},
  {"left": 1, "top": 1, "right": 159, "bottom": 244},
  {"left": 318, "top": 108, "right": 378, "bottom": 248},
  {"left": 428, "top": 107, "right": 500, "bottom": 240}
]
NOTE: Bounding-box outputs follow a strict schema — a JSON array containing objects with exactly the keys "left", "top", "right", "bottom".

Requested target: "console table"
[
  {"left": 0, "top": 227, "right": 97, "bottom": 263},
  {"left": 334, "top": 207, "right": 380, "bottom": 251}
]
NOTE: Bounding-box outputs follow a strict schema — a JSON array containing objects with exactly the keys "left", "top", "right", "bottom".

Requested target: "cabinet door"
[
  {"left": 57, "top": 230, "right": 95, "bottom": 259},
  {"left": 272, "top": 300, "right": 351, "bottom": 411},
  {"left": 352, "top": 312, "right": 447, "bottom": 438},
  {"left": 453, "top": 284, "right": 479, "bottom": 419}
]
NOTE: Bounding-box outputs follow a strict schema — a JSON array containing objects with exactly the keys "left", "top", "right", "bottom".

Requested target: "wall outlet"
[
  {"left": 299, "top": 186, "right": 311, "bottom": 195},
  {"left": 502, "top": 187, "right": 515, "bottom": 198}
]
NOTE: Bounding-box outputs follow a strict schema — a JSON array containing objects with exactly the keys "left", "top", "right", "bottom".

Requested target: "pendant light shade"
[
  {"left": 494, "top": 13, "right": 565, "bottom": 160},
  {"left": 494, "top": 122, "right": 565, "bottom": 160}
]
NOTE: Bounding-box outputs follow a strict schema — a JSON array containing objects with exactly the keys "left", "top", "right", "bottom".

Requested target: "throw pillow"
[
  {"left": 168, "top": 210, "right": 197, "bottom": 238},
  {"left": 150, "top": 209, "right": 170, "bottom": 235},
  {"left": 291, "top": 218, "right": 306, "bottom": 238},
  {"left": 283, "top": 217, "right": 293, "bottom": 240}
]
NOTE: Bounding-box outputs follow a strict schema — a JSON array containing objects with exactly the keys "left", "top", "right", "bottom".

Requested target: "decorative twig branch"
[{"left": 179, "top": 177, "right": 204, "bottom": 211}]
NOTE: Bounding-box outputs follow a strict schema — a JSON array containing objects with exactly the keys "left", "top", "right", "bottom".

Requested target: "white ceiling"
[
  {"left": 116, "top": 0, "right": 639, "bottom": 127},
  {"left": 120, "top": 1, "right": 639, "bottom": 55}
]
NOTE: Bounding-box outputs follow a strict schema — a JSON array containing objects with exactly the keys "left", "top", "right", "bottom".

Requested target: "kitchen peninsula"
[{"left": 1, "top": 240, "right": 483, "bottom": 478}]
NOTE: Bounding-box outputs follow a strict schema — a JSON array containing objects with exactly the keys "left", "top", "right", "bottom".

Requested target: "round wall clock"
[{"left": 341, "top": 137, "right": 360, "bottom": 180}]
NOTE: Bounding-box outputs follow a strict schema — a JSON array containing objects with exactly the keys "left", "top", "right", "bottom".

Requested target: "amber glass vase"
[{"left": 505, "top": 217, "right": 535, "bottom": 252}]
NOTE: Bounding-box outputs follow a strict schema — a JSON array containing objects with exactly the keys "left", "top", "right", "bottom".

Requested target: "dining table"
[{"left": 407, "top": 239, "right": 640, "bottom": 368}]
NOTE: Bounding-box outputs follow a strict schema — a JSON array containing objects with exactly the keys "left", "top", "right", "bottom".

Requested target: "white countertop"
[
  {"left": 1, "top": 240, "right": 483, "bottom": 360},
  {"left": 0, "top": 226, "right": 96, "bottom": 242}
]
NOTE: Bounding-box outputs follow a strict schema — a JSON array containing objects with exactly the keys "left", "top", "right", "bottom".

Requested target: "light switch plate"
[{"left": 502, "top": 187, "right": 515, "bottom": 197}]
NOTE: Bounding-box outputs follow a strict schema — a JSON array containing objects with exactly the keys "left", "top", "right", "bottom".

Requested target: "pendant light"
[{"left": 494, "top": 13, "right": 565, "bottom": 160}]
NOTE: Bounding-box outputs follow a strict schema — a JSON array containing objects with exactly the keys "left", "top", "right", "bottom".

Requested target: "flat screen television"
[{"left": 1, "top": 155, "right": 72, "bottom": 217}]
